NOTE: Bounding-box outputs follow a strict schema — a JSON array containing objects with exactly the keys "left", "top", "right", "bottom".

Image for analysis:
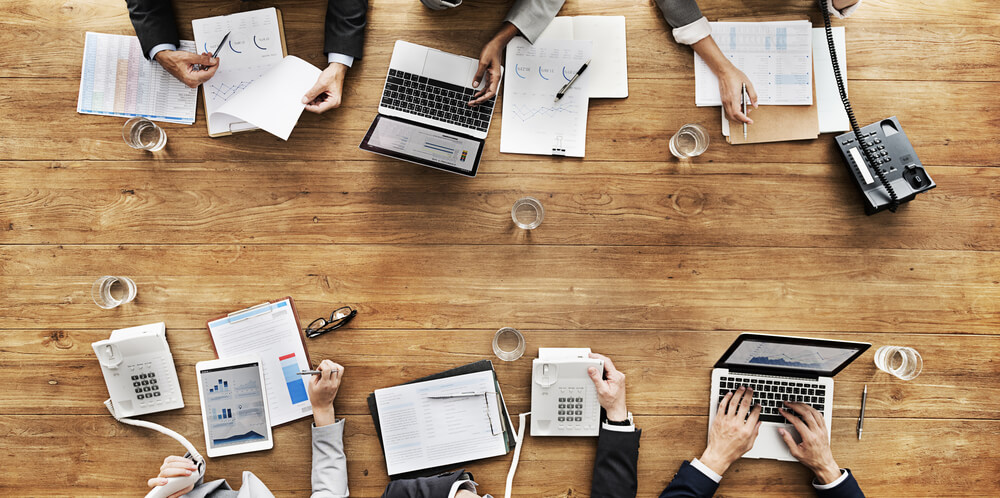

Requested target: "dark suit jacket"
[
  {"left": 659, "top": 460, "right": 866, "bottom": 498},
  {"left": 125, "top": 0, "right": 367, "bottom": 60},
  {"left": 590, "top": 427, "right": 643, "bottom": 498},
  {"left": 381, "top": 469, "right": 467, "bottom": 498}
]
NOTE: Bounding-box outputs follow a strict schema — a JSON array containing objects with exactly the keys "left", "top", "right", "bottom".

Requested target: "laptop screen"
[
  {"left": 715, "top": 334, "right": 870, "bottom": 377},
  {"left": 360, "top": 114, "right": 482, "bottom": 177}
]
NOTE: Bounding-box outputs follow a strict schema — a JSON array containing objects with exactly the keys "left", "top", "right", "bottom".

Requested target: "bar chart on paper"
[{"left": 280, "top": 352, "right": 309, "bottom": 404}]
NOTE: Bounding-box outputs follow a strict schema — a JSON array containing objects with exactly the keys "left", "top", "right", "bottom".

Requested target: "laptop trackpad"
[
  {"left": 746, "top": 424, "right": 798, "bottom": 462},
  {"left": 423, "top": 49, "right": 475, "bottom": 88}
]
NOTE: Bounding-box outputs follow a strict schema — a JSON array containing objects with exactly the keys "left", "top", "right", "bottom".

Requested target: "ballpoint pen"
[
  {"left": 554, "top": 59, "right": 591, "bottom": 102},
  {"left": 425, "top": 391, "right": 495, "bottom": 399},
  {"left": 857, "top": 384, "right": 867, "bottom": 440},
  {"left": 297, "top": 367, "right": 340, "bottom": 376},
  {"left": 742, "top": 83, "right": 748, "bottom": 140},
  {"left": 199, "top": 31, "right": 230, "bottom": 71}
]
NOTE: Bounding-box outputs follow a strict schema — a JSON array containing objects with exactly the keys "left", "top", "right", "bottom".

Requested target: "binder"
[{"left": 367, "top": 360, "right": 516, "bottom": 480}]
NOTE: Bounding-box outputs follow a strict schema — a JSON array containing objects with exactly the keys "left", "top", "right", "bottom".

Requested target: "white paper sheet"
[
  {"left": 207, "top": 299, "right": 313, "bottom": 427},
  {"left": 211, "top": 56, "right": 320, "bottom": 140},
  {"left": 500, "top": 38, "right": 592, "bottom": 157},
  {"left": 695, "top": 20, "right": 813, "bottom": 106},
  {"left": 537, "top": 16, "right": 628, "bottom": 98},
  {"left": 77, "top": 32, "right": 198, "bottom": 124},
  {"left": 375, "top": 370, "right": 507, "bottom": 476}
]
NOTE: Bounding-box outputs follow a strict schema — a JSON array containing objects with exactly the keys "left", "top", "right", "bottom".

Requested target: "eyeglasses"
[{"left": 305, "top": 306, "right": 357, "bottom": 338}]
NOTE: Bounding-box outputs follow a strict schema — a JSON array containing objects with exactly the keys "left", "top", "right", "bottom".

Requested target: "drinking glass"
[
  {"left": 123, "top": 117, "right": 167, "bottom": 151},
  {"left": 493, "top": 327, "right": 525, "bottom": 361},
  {"left": 92, "top": 276, "right": 137, "bottom": 309},
  {"left": 512, "top": 197, "right": 544, "bottom": 230},
  {"left": 874, "top": 346, "right": 922, "bottom": 380},
  {"left": 669, "top": 123, "right": 709, "bottom": 158}
]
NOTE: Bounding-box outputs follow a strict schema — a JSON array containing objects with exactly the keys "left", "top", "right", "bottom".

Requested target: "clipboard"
[
  {"left": 367, "top": 360, "right": 516, "bottom": 480},
  {"left": 206, "top": 296, "right": 314, "bottom": 427}
]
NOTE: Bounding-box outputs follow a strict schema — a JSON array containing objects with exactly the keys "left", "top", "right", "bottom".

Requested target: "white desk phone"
[
  {"left": 530, "top": 348, "right": 603, "bottom": 437},
  {"left": 92, "top": 322, "right": 205, "bottom": 498}
]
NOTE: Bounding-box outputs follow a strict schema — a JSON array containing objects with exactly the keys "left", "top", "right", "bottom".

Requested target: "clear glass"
[
  {"left": 512, "top": 197, "right": 544, "bottom": 230},
  {"left": 122, "top": 117, "right": 167, "bottom": 151},
  {"left": 874, "top": 346, "right": 922, "bottom": 380},
  {"left": 669, "top": 123, "right": 709, "bottom": 158},
  {"left": 92, "top": 276, "right": 137, "bottom": 309},
  {"left": 492, "top": 327, "right": 525, "bottom": 361}
]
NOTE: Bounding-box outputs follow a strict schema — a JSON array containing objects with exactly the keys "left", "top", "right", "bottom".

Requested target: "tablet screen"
[{"left": 200, "top": 362, "right": 270, "bottom": 449}]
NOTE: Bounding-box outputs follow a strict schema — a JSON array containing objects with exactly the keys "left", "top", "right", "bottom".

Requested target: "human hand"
[
  {"left": 469, "top": 23, "right": 518, "bottom": 106},
  {"left": 155, "top": 51, "right": 218, "bottom": 88},
  {"left": 778, "top": 402, "right": 842, "bottom": 484},
  {"left": 586, "top": 353, "right": 628, "bottom": 421},
  {"left": 718, "top": 64, "right": 757, "bottom": 124},
  {"left": 306, "top": 359, "right": 344, "bottom": 427},
  {"left": 700, "top": 386, "right": 762, "bottom": 475},
  {"left": 302, "top": 63, "right": 348, "bottom": 114},
  {"left": 146, "top": 455, "right": 197, "bottom": 498}
]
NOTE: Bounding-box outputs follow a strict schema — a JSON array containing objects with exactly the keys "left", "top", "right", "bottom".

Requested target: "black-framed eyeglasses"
[{"left": 305, "top": 306, "right": 357, "bottom": 338}]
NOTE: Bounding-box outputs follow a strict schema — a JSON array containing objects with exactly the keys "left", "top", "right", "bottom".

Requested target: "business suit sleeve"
[
  {"left": 325, "top": 0, "right": 368, "bottom": 60},
  {"left": 590, "top": 428, "right": 642, "bottom": 498},
  {"left": 125, "top": 0, "right": 180, "bottom": 59},
  {"left": 815, "top": 470, "right": 865, "bottom": 498},
  {"left": 311, "top": 420, "right": 350, "bottom": 497},
  {"left": 503, "top": 0, "right": 566, "bottom": 44},
  {"left": 658, "top": 460, "right": 720, "bottom": 498},
  {"left": 653, "top": 0, "right": 712, "bottom": 45}
]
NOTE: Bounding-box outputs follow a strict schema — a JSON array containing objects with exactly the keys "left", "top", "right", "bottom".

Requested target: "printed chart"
[{"left": 280, "top": 352, "right": 309, "bottom": 404}]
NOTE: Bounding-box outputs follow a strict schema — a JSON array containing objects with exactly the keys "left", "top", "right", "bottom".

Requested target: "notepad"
[{"left": 537, "top": 16, "right": 628, "bottom": 98}]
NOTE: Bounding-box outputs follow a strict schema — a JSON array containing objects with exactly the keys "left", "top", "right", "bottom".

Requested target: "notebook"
[{"left": 537, "top": 16, "right": 628, "bottom": 98}]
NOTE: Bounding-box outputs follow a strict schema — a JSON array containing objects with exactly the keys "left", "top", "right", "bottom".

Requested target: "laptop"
[
  {"left": 709, "top": 333, "right": 870, "bottom": 461},
  {"left": 359, "top": 40, "right": 502, "bottom": 177}
]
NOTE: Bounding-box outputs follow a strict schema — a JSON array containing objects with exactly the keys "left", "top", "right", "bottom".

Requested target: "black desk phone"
[{"left": 820, "top": 0, "right": 935, "bottom": 214}]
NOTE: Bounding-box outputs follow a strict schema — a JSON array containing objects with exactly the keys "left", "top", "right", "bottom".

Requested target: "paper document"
[
  {"left": 537, "top": 16, "right": 628, "bottom": 98},
  {"left": 812, "top": 27, "right": 849, "bottom": 133},
  {"left": 500, "top": 37, "right": 592, "bottom": 157},
  {"left": 77, "top": 32, "right": 198, "bottom": 124},
  {"left": 207, "top": 299, "right": 313, "bottom": 426},
  {"left": 375, "top": 370, "right": 507, "bottom": 476},
  {"left": 695, "top": 20, "right": 813, "bottom": 106}
]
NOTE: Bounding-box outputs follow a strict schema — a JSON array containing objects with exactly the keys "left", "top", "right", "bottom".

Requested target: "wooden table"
[{"left": 2, "top": 0, "right": 998, "bottom": 495}]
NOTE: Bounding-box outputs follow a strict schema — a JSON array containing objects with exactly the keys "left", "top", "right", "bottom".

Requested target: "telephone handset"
[
  {"left": 529, "top": 348, "right": 603, "bottom": 437},
  {"left": 821, "top": 0, "right": 935, "bottom": 214}
]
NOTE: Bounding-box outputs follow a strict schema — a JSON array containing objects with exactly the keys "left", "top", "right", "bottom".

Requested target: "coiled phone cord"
[
  {"left": 820, "top": 0, "right": 899, "bottom": 211},
  {"left": 504, "top": 412, "right": 530, "bottom": 498}
]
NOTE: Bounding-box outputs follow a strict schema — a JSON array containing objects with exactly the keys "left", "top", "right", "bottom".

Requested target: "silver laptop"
[
  {"left": 709, "top": 333, "right": 870, "bottom": 461},
  {"left": 359, "top": 40, "right": 502, "bottom": 177}
]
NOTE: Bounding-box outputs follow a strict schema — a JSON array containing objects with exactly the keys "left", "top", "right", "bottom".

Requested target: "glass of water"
[
  {"left": 122, "top": 117, "right": 167, "bottom": 151},
  {"left": 92, "top": 276, "right": 138, "bottom": 309},
  {"left": 493, "top": 327, "right": 525, "bottom": 361},
  {"left": 874, "top": 346, "right": 922, "bottom": 380},
  {"left": 512, "top": 197, "right": 544, "bottom": 230},
  {"left": 669, "top": 123, "right": 709, "bottom": 158}
]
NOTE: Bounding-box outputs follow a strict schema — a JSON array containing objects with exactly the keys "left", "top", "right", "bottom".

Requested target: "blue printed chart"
[{"left": 279, "top": 352, "right": 309, "bottom": 404}]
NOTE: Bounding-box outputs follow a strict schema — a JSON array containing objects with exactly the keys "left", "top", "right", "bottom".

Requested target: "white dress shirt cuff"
[
  {"left": 813, "top": 469, "right": 850, "bottom": 490},
  {"left": 822, "top": 0, "right": 862, "bottom": 19},
  {"left": 601, "top": 420, "right": 636, "bottom": 432},
  {"left": 327, "top": 53, "right": 355, "bottom": 68},
  {"left": 689, "top": 458, "right": 724, "bottom": 483},
  {"left": 672, "top": 16, "right": 712, "bottom": 45},
  {"left": 149, "top": 43, "right": 177, "bottom": 61},
  {"left": 448, "top": 478, "right": 477, "bottom": 497}
]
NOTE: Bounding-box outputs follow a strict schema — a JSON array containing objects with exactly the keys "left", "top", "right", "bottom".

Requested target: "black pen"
[
  {"left": 857, "top": 384, "right": 867, "bottom": 440},
  {"left": 554, "top": 59, "right": 591, "bottom": 102},
  {"left": 199, "top": 31, "right": 230, "bottom": 71}
]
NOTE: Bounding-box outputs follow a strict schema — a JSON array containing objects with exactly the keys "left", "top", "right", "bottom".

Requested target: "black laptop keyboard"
[
  {"left": 380, "top": 69, "right": 496, "bottom": 133},
  {"left": 717, "top": 375, "right": 826, "bottom": 423}
]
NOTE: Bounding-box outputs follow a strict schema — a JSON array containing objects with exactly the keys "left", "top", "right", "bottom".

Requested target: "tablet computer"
[{"left": 196, "top": 355, "right": 274, "bottom": 457}]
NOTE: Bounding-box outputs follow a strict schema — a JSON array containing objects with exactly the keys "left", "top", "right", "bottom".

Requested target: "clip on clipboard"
[{"left": 206, "top": 297, "right": 314, "bottom": 426}]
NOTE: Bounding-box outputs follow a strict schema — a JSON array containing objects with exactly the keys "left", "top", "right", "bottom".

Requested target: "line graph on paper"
[
  {"left": 209, "top": 80, "right": 255, "bottom": 102},
  {"left": 507, "top": 103, "right": 579, "bottom": 123}
]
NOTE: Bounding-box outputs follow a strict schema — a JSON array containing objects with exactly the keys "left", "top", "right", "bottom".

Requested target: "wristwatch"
[{"left": 604, "top": 411, "right": 633, "bottom": 426}]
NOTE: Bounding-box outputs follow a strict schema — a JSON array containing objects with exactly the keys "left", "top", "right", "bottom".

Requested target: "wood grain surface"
[{"left": 1, "top": 0, "right": 998, "bottom": 496}]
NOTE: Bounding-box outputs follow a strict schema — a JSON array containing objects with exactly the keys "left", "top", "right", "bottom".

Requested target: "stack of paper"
[{"left": 537, "top": 16, "right": 628, "bottom": 98}]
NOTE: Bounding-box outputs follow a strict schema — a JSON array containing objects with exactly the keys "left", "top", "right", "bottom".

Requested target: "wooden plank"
[
  {"left": 2, "top": 328, "right": 997, "bottom": 419},
  {"left": 1, "top": 162, "right": 998, "bottom": 249},
  {"left": 2, "top": 77, "right": 997, "bottom": 166},
  {"left": 1, "top": 414, "right": 996, "bottom": 496}
]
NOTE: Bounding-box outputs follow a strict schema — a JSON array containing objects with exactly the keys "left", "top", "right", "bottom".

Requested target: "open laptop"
[
  {"left": 709, "top": 333, "right": 870, "bottom": 461},
  {"left": 359, "top": 40, "right": 502, "bottom": 177}
]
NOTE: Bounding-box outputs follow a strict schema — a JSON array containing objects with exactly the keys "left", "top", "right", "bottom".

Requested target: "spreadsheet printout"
[{"left": 77, "top": 32, "right": 198, "bottom": 124}]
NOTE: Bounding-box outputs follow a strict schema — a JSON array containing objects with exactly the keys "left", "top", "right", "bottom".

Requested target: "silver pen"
[
  {"left": 425, "top": 391, "right": 495, "bottom": 399},
  {"left": 198, "top": 31, "right": 230, "bottom": 71},
  {"left": 554, "top": 59, "right": 591, "bottom": 102},
  {"left": 857, "top": 384, "right": 867, "bottom": 440},
  {"left": 742, "top": 83, "right": 748, "bottom": 140}
]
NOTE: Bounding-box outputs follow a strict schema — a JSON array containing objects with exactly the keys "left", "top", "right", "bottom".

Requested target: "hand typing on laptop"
[
  {"left": 469, "top": 22, "right": 519, "bottom": 106},
  {"left": 699, "top": 386, "right": 762, "bottom": 475},
  {"left": 779, "top": 402, "right": 845, "bottom": 485}
]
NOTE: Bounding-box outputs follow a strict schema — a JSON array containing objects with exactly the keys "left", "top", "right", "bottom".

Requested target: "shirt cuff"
[
  {"left": 601, "top": 420, "right": 636, "bottom": 432},
  {"left": 813, "top": 469, "right": 850, "bottom": 490},
  {"left": 149, "top": 43, "right": 177, "bottom": 61},
  {"left": 448, "top": 478, "right": 477, "bottom": 498},
  {"left": 690, "top": 458, "right": 724, "bottom": 483},
  {"left": 822, "top": 0, "right": 862, "bottom": 18},
  {"left": 327, "top": 53, "right": 355, "bottom": 68},
  {"left": 672, "top": 16, "right": 712, "bottom": 45}
]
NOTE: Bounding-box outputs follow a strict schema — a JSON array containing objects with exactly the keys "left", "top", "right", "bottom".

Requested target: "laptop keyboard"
[
  {"left": 380, "top": 69, "right": 496, "bottom": 133},
  {"left": 717, "top": 375, "right": 826, "bottom": 423}
]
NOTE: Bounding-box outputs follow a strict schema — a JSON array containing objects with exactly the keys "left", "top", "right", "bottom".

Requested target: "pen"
[
  {"left": 199, "top": 31, "right": 230, "bottom": 71},
  {"left": 425, "top": 391, "right": 494, "bottom": 399},
  {"left": 554, "top": 59, "right": 591, "bottom": 102},
  {"left": 742, "top": 83, "right": 748, "bottom": 140},
  {"left": 857, "top": 384, "right": 867, "bottom": 440},
  {"left": 297, "top": 370, "right": 322, "bottom": 375}
]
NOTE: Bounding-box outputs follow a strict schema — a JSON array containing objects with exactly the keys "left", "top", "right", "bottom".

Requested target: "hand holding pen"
[{"left": 303, "top": 359, "right": 344, "bottom": 427}]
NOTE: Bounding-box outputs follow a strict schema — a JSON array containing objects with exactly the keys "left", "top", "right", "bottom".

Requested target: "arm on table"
[
  {"left": 309, "top": 360, "right": 350, "bottom": 498},
  {"left": 588, "top": 353, "right": 641, "bottom": 498}
]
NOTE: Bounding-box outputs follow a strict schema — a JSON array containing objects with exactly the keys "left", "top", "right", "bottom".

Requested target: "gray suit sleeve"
[
  {"left": 311, "top": 419, "right": 350, "bottom": 497},
  {"left": 504, "top": 0, "right": 566, "bottom": 44},
  {"left": 653, "top": 0, "right": 704, "bottom": 29}
]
